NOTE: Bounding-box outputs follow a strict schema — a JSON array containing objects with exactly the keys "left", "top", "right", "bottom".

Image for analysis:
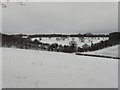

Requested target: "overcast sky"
[{"left": 2, "top": 2, "right": 118, "bottom": 34}]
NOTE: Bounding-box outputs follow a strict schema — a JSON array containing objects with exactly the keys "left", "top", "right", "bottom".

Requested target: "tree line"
[
  {"left": 1, "top": 32, "right": 120, "bottom": 53},
  {"left": 15, "top": 33, "right": 109, "bottom": 38}
]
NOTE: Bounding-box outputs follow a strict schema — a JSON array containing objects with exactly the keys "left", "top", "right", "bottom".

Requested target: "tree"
[
  {"left": 82, "top": 43, "right": 90, "bottom": 51},
  {"left": 76, "top": 47, "right": 83, "bottom": 52},
  {"left": 34, "top": 39, "right": 40, "bottom": 44},
  {"left": 39, "top": 37, "right": 42, "bottom": 41},
  {"left": 48, "top": 43, "right": 58, "bottom": 51},
  {"left": 81, "top": 37, "right": 84, "bottom": 42},
  {"left": 56, "top": 37, "right": 60, "bottom": 41},
  {"left": 69, "top": 38, "right": 78, "bottom": 52},
  {"left": 69, "top": 40, "right": 77, "bottom": 48}
]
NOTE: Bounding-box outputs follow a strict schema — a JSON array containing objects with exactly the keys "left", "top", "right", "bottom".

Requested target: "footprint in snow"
[
  {"left": 34, "top": 81, "right": 40, "bottom": 88},
  {"left": 16, "top": 76, "right": 27, "bottom": 79},
  {"left": 40, "top": 62, "right": 43, "bottom": 66}
]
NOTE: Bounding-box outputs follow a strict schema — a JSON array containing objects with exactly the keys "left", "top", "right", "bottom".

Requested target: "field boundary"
[{"left": 75, "top": 53, "right": 120, "bottom": 60}]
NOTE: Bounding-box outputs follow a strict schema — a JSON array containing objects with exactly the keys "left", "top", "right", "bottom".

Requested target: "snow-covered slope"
[
  {"left": 2, "top": 48, "right": 118, "bottom": 88},
  {"left": 83, "top": 45, "right": 119, "bottom": 57},
  {"left": 0, "top": 48, "right": 2, "bottom": 89}
]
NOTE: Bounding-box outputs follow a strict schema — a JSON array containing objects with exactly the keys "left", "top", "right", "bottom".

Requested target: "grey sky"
[{"left": 2, "top": 2, "right": 118, "bottom": 34}]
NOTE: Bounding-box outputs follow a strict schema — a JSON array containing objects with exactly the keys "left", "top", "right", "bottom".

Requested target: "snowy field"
[
  {"left": 0, "top": 48, "right": 2, "bottom": 89},
  {"left": 31, "top": 37, "right": 108, "bottom": 47},
  {"left": 82, "top": 45, "right": 119, "bottom": 58},
  {"left": 2, "top": 47, "right": 118, "bottom": 88}
]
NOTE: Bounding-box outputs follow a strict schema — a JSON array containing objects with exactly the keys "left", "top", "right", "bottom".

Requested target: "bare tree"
[{"left": 0, "top": 0, "right": 26, "bottom": 8}]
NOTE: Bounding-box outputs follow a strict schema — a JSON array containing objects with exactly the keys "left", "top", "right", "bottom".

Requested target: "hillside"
[
  {"left": 31, "top": 37, "right": 108, "bottom": 48},
  {"left": 82, "top": 45, "right": 119, "bottom": 57},
  {"left": 0, "top": 48, "right": 2, "bottom": 89},
  {"left": 2, "top": 47, "right": 118, "bottom": 88}
]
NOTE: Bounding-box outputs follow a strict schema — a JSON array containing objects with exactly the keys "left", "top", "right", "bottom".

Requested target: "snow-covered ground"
[
  {"left": 82, "top": 45, "right": 119, "bottom": 58},
  {"left": 0, "top": 48, "right": 2, "bottom": 89},
  {"left": 31, "top": 37, "right": 108, "bottom": 47},
  {"left": 2, "top": 47, "right": 118, "bottom": 88}
]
